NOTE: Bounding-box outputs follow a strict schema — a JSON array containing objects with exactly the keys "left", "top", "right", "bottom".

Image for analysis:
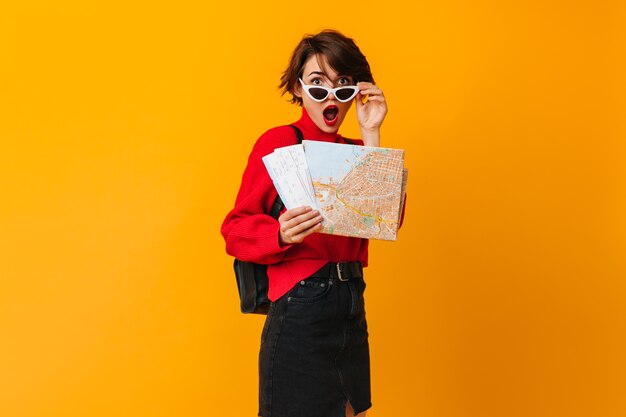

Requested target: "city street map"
[{"left": 262, "top": 140, "right": 407, "bottom": 241}]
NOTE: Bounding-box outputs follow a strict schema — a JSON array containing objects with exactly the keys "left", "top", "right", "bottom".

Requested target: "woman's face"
[{"left": 294, "top": 54, "right": 355, "bottom": 134}]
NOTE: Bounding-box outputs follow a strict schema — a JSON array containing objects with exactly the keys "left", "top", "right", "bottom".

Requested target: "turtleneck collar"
[{"left": 292, "top": 108, "right": 343, "bottom": 143}]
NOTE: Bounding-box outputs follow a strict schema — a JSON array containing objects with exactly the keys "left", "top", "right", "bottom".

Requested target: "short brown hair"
[{"left": 279, "top": 29, "right": 374, "bottom": 106}]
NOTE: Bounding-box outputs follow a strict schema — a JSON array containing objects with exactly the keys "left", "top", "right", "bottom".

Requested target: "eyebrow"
[{"left": 307, "top": 71, "right": 352, "bottom": 81}]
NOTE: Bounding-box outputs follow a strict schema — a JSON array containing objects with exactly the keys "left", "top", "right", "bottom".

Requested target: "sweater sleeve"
[{"left": 221, "top": 126, "right": 297, "bottom": 264}]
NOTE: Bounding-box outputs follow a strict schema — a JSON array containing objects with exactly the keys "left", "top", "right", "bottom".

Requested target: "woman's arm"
[{"left": 221, "top": 127, "right": 297, "bottom": 264}]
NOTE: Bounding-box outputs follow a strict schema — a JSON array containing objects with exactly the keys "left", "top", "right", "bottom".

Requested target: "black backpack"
[{"left": 233, "top": 125, "right": 303, "bottom": 314}]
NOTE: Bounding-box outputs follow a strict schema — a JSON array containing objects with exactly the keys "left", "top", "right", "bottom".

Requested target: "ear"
[{"left": 293, "top": 83, "right": 302, "bottom": 98}]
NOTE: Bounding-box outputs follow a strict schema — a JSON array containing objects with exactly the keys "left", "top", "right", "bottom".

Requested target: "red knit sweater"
[{"left": 221, "top": 109, "right": 370, "bottom": 301}]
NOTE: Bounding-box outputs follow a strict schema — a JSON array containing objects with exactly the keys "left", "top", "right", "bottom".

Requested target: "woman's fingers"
[
  {"left": 361, "top": 96, "right": 386, "bottom": 104},
  {"left": 285, "top": 218, "right": 323, "bottom": 243},
  {"left": 282, "top": 211, "right": 322, "bottom": 237},
  {"left": 356, "top": 83, "right": 388, "bottom": 131},
  {"left": 357, "top": 82, "right": 384, "bottom": 97},
  {"left": 358, "top": 88, "right": 383, "bottom": 97},
  {"left": 356, "top": 83, "right": 386, "bottom": 113},
  {"left": 278, "top": 206, "right": 323, "bottom": 244},
  {"left": 279, "top": 205, "right": 313, "bottom": 221}
]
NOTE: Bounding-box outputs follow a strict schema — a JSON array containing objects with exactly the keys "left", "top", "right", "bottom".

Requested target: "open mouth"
[{"left": 323, "top": 105, "right": 339, "bottom": 126}]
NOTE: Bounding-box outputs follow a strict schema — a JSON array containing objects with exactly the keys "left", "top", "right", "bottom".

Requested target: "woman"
[{"left": 221, "top": 29, "right": 388, "bottom": 417}]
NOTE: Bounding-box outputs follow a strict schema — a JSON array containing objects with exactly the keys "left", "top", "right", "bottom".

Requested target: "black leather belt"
[{"left": 310, "top": 262, "right": 363, "bottom": 282}]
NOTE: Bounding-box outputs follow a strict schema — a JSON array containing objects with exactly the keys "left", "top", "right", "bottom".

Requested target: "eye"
[
  {"left": 311, "top": 78, "right": 322, "bottom": 85},
  {"left": 337, "top": 77, "right": 351, "bottom": 86}
]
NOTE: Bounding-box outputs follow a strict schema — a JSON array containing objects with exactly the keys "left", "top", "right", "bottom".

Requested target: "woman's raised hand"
[
  {"left": 355, "top": 82, "right": 387, "bottom": 147},
  {"left": 278, "top": 206, "right": 323, "bottom": 246}
]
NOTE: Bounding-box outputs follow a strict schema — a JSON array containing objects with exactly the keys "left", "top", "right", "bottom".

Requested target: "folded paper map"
[{"left": 263, "top": 141, "right": 407, "bottom": 241}]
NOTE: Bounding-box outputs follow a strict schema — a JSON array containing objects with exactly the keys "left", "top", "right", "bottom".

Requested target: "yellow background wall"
[{"left": 1, "top": 1, "right": 625, "bottom": 416}]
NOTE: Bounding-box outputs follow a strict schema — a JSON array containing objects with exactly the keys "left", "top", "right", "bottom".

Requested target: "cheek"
[
  {"left": 303, "top": 99, "right": 323, "bottom": 113},
  {"left": 339, "top": 102, "right": 353, "bottom": 116}
]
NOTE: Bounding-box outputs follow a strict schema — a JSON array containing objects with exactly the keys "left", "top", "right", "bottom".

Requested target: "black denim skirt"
[{"left": 258, "top": 262, "right": 371, "bottom": 417}]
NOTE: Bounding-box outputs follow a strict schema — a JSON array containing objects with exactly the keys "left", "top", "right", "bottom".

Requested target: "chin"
[
  {"left": 314, "top": 119, "right": 338, "bottom": 133},
  {"left": 320, "top": 116, "right": 345, "bottom": 133}
]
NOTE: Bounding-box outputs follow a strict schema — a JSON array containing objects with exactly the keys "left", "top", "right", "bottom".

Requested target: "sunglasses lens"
[
  {"left": 336, "top": 88, "right": 357, "bottom": 101},
  {"left": 308, "top": 87, "right": 329, "bottom": 101}
]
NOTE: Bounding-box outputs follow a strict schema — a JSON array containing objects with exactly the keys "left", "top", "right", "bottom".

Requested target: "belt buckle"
[{"left": 336, "top": 263, "right": 349, "bottom": 282}]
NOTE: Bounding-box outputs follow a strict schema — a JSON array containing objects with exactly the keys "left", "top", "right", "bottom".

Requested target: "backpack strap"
[
  {"left": 287, "top": 124, "right": 304, "bottom": 144},
  {"left": 269, "top": 196, "right": 283, "bottom": 219}
]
